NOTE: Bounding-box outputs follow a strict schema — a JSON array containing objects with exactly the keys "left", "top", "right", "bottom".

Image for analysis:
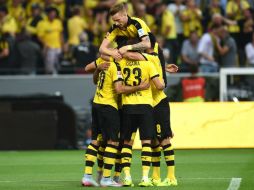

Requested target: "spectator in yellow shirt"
[
  {"left": 156, "top": 2, "right": 177, "bottom": 64},
  {"left": 0, "top": 6, "right": 17, "bottom": 37},
  {"left": 67, "top": 6, "right": 87, "bottom": 47},
  {"left": 8, "top": 0, "right": 26, "bottom": 33},
  {"left": 181, "top": 0, "right": 202, "bottom": 38},
  {"left": 135, "top": 2, "right": 157, "bottom": 34},
  {"left": 37, "top": 7, "right": 63, "bottom": 74}
]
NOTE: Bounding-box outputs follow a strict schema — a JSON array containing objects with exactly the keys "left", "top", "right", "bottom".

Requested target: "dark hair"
[
  {"left": 0, "top": 6, "right": 8, "bottom": 14},
  {"left": 46, "top": 6, "right": 59, "bottom": 16},
  {"left": 109, "top": 3, "right": 126, "bottom": 16},
  {"left": 210, "top": 23, "right": 222, "bottom": 30}
]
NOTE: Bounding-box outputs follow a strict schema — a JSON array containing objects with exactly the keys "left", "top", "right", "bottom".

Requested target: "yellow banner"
[{"left": 133, "top": 102, "right": 254, "bottom": 149}]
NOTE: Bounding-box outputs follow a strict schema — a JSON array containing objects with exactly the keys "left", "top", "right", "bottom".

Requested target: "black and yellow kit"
[
  {"left": 118, "top": 58, "right": 158, "bottom": 140},
  {"left": 106, "top": 16, "right": 153, "bottom": 43},
  {"left": 92, "top": 58, "right": 123, "bottom": 141},
  {"left": 142, "top": 52, "right": 173, "bottom": 139},
  {"left": 106, "top": 16, "right": 167, "bottom": 86}
]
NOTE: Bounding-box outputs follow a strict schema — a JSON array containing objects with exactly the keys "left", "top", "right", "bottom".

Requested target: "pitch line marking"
[
  {"left": 227, "top": 178, "right": 242, "bottom": 190},
  {"left": 0, "top": 177, "right": 231, "bottom": 183}
]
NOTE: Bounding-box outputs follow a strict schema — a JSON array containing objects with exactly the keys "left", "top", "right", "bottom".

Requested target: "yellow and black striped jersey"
[
  {"left": 106, "top": 16, "right": 150, "bottom": 41},
  {"left": 118, "top": 58, "right": 159, "bottom": 107},
  {"left": 142, "top": 52, "right": 167, "bottom": 107},
  {"left": 93, "top": 58, "right": 123, "bottom": 110}
]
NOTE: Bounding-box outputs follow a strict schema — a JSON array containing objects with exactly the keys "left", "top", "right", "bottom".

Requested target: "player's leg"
[
  {"left": 155, "top": 99, "right": 177, "bottom": 186},
  {"left": 113, "top": 141, "right": 122, "bottom": 183},
  {"left": 113, "top": 109, "right": 124, "bottom": 182},
  {"left": 138, "top": 109, "right": 156, "bottom": 187},
  {"left": 99, "top": 106, "right": 122, "bottom": 187},
  {"left": 96, "top": 139, "right": 105, "bottom": 183},
  {"left": 82, "top": 104, "right": 101, "bottom": 187},
  {"left": 151, "top": 139, "right": 162, "bottom": 185},
  {"left": 120, "top": 113, "right": 136, "bottom": 186}
]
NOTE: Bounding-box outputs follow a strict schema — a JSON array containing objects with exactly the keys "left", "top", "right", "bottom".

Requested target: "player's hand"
[
  {"left": 166, "top": 64, "right": 178, "bottom": 73},
  {"left": 118, "top": 45, "right": 129, "bottom": 55},
  {"left": 112, "top": 49, "right": 122, "bottom": 61},
  {"left": 138, "top": 79, "right": 150, "bottom": 90},
  {"left": 97, "top": 62, "right": 110, "bottom": 71}
]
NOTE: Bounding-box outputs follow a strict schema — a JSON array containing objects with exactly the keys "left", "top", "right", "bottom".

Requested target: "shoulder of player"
[
  {"left": 129, "top": 16, "right": 147, "bottom": 27},
  {"left": 108, "top": 24, "right": 119, "bottom": 33}
]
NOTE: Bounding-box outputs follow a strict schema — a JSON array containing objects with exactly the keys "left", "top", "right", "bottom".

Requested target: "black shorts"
[
  {"left": 153, "top": 98, "right": 173, "bottom": 140},
  {"left": 92, "top": 103, "right": 120, "bottom": 141},
  {"left": 121, "top": 105, "right": 155, "bottom": 140}
]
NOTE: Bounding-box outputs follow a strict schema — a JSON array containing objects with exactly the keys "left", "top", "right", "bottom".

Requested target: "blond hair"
[{"left": 109, "top": 3, "right": 126, "bottom": 16}]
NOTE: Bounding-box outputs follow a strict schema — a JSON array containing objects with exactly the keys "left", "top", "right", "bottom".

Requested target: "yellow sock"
[
  {"left": 121, "top": 144, "right": 132, "bottom": 177},
  {"left": 163, "top": 144, "right": 176, "bottom": 180},
  {"left": 103, "top": 144, "right": 118, "bottom": 178},
  {"left": 97, "top": 144, "right": 105, "bottom": 172},
  {"left": 141, "top": 143, "right": 152, "bottom": 179},
  {"left": 152, "top": 145, "right": 161, "bottom": 180},
  {"left": 84, "top": 143, "right": 98, "bottom": 175}
]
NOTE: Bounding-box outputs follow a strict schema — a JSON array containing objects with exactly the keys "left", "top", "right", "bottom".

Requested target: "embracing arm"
[
  {"left": 99, "top": 38, "right": 122, "bottom": 60},
  {"left": 151, "top": 76, "right": 165, "bottom": 90},
  {"left": 114, "top": 80, "right": 150, "bottom": 94},
  {"left": 119, "top": 35, "right": 151, "bottom": 55}
]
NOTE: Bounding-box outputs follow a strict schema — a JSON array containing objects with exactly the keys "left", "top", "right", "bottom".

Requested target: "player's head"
[{"left": 109, "top": 3, "right": 128, "bottom": 30}]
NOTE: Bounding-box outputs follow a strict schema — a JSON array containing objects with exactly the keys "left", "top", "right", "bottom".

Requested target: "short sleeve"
[
  {"left": 112, "top": 62, "right": 123, "bottom": 83},
  {"left": 149, "top": 61, "right": 159, "bottom": 79},
  {"left": 105, "top": 25, "right": 118, "bottom": 42},
  {"left": 131, "top": 18, "right": 150, "bottom": 39}
]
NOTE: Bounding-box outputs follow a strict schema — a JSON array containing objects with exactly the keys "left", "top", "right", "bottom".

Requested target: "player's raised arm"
[
  {"left": 99, "top": 38, "right": 122, "bottom": 61},
  {"left": 119, "top": 35, "right": 151, "bottom": 55}
]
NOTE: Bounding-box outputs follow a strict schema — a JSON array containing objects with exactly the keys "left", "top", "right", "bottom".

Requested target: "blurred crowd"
[{"left": 0, "top": 0, "right": 254, "bottom": 75}]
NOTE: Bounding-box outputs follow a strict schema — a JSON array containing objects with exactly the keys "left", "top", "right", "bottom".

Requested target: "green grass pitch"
[{"left": 0, "top": 149, "right": 254, "bottom": 190}]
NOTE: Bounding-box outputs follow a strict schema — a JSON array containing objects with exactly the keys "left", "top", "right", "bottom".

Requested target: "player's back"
[
  {"left": 118, "top": 58, "right": 159, "bottom": 111},
  {"left": 93, "top": 59, "right": 122, "bottom": 110},
  {"left": 142, "top": 52, "right": 167, "bottom": 107}
]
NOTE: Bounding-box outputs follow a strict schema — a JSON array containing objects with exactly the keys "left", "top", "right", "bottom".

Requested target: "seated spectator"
[
  {"left": 198, "top": 24, "right": 221, "bottom": 73},
  {"left": 245, "top": 31, "right": 254, "bottom": 67},
  {"left": 216, "top": 26, "right": 237, "bottom": 68},
  {"left": 72, "top": 32, "right": 97, "bottom": 74},
  {"left": 36, "top": 7, "right": 63, "bottom": 74},
  {"left": 181, "top": 64, "right": 206, "bottom": 102},
  {"left": 180, "top": 30, "right": 200, "bottom": 72},
  {"left": 0, "top": 6, "right": 17, "bottom": 37},
  {"left": 14, "top": 30, "right": 43, "bottom": 75}
]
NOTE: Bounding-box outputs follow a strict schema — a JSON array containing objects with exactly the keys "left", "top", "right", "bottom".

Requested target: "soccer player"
[
  {"left": 117, "top": 57, "right": 165, "bottom": 187},
  {"left": 82, "top": 57, "right": 149, "bottom": 187},
  {"left": 122, "top": 44, "right": 178, "bottom": 186}
]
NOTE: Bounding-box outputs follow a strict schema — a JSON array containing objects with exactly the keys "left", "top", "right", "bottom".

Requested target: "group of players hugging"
[{"left": 81, "top": 3, "right": 178, "bottom": 187}]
